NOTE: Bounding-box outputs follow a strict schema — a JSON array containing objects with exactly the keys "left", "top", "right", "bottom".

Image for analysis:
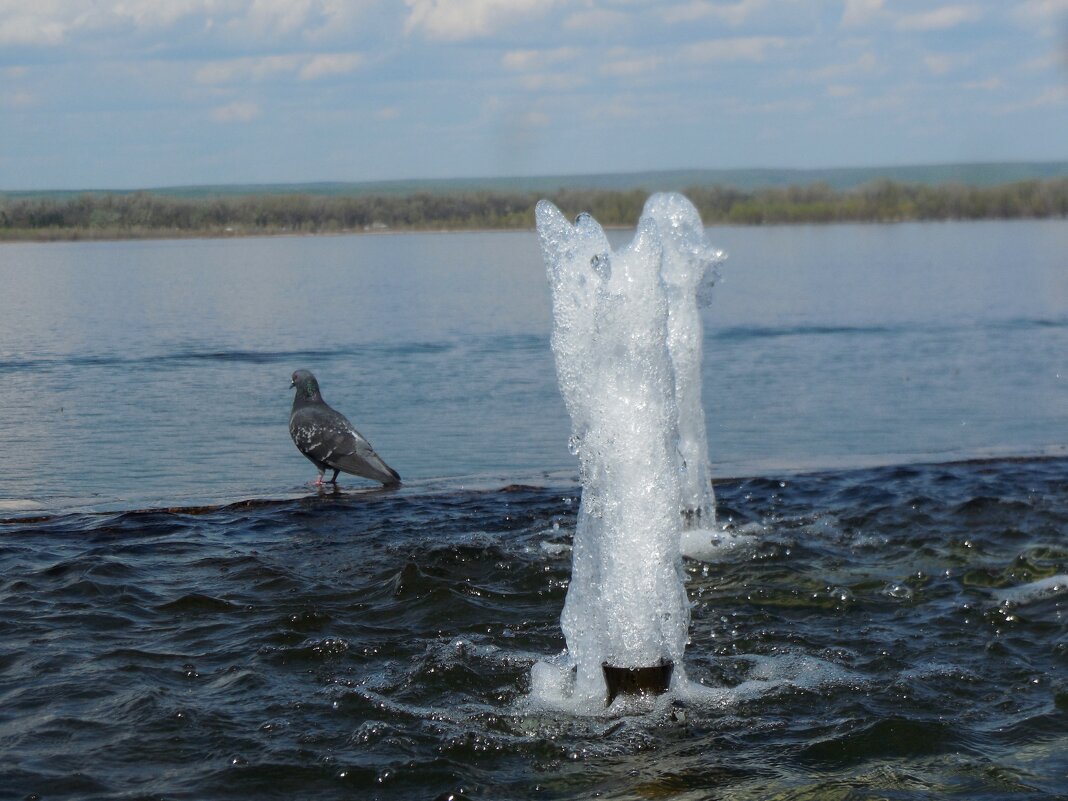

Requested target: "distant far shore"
[{"left": 2, "top": 178, "right": 1067, "bottom": 243}]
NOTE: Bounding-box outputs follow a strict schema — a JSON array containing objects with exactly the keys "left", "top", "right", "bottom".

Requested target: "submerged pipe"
[{"left": 602, "top": 659, "right": 674, "bottom": 705}]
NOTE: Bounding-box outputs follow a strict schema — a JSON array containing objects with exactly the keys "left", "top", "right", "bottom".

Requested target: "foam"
[
  {"left": 644, "top": 193, "right": 725, "bottom": 535},
  {"left": 534, "top": 194, "right": 730, "bottom": 712},
  {"left": 992, "top": 574, "right": 1068, "bottom": 606}
]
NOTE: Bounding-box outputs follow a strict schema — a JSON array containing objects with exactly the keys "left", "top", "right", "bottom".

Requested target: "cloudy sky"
[{"left": 2, "top": 0, "right": 1067, "bottom": 190}]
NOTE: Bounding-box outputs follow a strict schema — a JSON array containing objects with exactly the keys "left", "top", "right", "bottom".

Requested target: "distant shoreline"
[{"left": 2, "top": 177, "right": 1066, "bottom": 243}]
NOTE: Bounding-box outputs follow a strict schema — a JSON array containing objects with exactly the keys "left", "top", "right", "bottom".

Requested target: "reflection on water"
[{"left": 0, "top": 221, "right": 1066, "bottom": 512}]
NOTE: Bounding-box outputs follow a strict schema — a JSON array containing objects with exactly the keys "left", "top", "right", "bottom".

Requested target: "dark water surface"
[
  {"left": 2, "top": 457, "right": 1066, "bottom": 800},
  {"left": 1, "top": 221, "right": 1066, "bottom": 799}
]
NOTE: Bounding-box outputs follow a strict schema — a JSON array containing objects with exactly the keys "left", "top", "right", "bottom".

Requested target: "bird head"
[{"left": 290, "top": 369, "right": 322, "bottom": 401}]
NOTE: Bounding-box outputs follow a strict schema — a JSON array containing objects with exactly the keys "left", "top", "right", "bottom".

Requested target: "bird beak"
[{"left": 289, "top": 380, "right": 295, "bottom": 389}]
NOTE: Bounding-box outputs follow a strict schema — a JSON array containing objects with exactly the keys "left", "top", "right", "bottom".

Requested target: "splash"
[
  {"left": 532, "top": 193, "right": 727, "bottom": 712},
  {"left": 644, "top": 194, "right": 730, "bottom": 560}
]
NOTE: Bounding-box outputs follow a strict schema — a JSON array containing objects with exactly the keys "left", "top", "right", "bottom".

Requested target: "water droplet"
[
  {"left": 590, "top": 252, "right": 611, "bottom": 279},
  {"left": 830, "top": 586, "right": 853, "bottom": 604},
  {"left": 883, "top": 583, "right": 914, "bottom": 601}
]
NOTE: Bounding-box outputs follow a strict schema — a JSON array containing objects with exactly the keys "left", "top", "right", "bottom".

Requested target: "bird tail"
[{"left": 333, "top": 452, "right": 401, "bottom": 486}]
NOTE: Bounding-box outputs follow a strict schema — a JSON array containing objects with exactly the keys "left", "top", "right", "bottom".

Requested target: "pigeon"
[{"left": 289, "top": 369, "right": 401, "bottom": 487}]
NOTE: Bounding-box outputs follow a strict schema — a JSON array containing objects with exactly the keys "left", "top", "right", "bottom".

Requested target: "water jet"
[{"left": 533, "top": 193, "right": 725, "bottom": 710}]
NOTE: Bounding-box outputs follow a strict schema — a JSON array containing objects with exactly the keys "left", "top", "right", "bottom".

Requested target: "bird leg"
[
  {"left": 329, "top": 469, "right": 340, "bottom": 484},
  {"left": 315, "top": 469, "right": 326, "bottom": 486}
]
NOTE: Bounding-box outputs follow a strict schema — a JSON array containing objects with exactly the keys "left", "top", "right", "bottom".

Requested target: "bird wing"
[{"left": 290, "top": 404, "right": 400, "bottom": 484}]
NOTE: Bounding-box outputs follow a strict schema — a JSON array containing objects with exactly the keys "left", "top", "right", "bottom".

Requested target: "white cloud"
[
  {"left": 211, "top": 99, "right": 261, "bottom": 122},
  {"left": 2, "top": 90, "right": 35, "bottom": 108},
  {"left": 896, "top": 5, "right": 981, "bottom": 32},
  {"left": 841, "top": 90, "right": 907, "bottom": 116},
  {"left": 0, "top": 1, "right": 371, "bottom": 48},
  {"left": 722, "top": 95, "right": 813, "bottom": 115},
  {"left": 755, "top": 98, "right": 811, "bottom": 114},
  {"left": 0, "top": 0, "right": 217, "bottom": 46},
  {"left": 403, "top": 0, "right": 558, "bottom": 41},
  {"left": 0, "top": 2, "right": 69, "bottom": 45},
  {"left": 196, "top": 51, "right": 364, "bottom": 83},
  {"left": 239, "top": 0, "right": 317, "bottom": 36},
  {"left": 826, "top": 84, "right": 857, "bottom": 97},
  {"left": 298, "top": 52, "right": 364, "bottom": 80},
  {"left": 601, "top": 54, "right": 663, "bottom": 78},
  {"left": 964, "top": 77, "right": 1003, "bottom": 90},
  {"left": 803, "top": 51, "right": 878, "bottom": 82},
  {"left": 1022, "top": 52, "right": 1063, "bottom": 71},
  {"left": 501, "top": 47, "right": 582, "bottom": 92},
  {"left": 665, "top": 0, "right": 775, "bottom": 27},
  {"left": 519, "top": 109, "right": 550, "bottom": 128},
  {"left": 1013, "top": 0, "right": 1068, "bottom": 24},
  {"left": 682, "top": 36, "right": 786, "bottom": 63},
  {"left": 195, "top": 54, "right": 302, "bottom": 84},
  {"left": 563, "top": 8, "right": 630, "bottom": 32},
  {"left": 857, "top": 51, "right": 878, "bottom": 71},
  {"left": 501, "top": 47, "right": 578, "bottom": 72},
  {"left": 584, "top": 94, "right": 643, "bottom": 121},
  {"left": 516, "top": 72, "right": 581, "bottom": 92},
  {"left": 840, "top": 0, "right": 884, "bottom": 28},
  {"left": 107, "top": 0, "right": 212, "bottom": 30},
  {"left": 995, "top": 84, "right": 1068, "bottom": 113},
  {"left": 1031, "top": 85, "right": 1068, "bottom": 105},
  {"left": 225, "top": 0, "right": 368, "bottom": 39},
  {"left": 922, "top": 53, "right": 956, "bottom": 75}
]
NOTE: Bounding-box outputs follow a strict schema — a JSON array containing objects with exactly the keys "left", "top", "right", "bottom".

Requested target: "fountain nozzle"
[{"left": 602, "top": 659, "right": 674, "bottom": 705}]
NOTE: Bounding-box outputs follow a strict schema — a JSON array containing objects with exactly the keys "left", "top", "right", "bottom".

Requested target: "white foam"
[
  {"left": 537, "top": 200, "right": 689, "bottom": 707},
  {"left": 533, "top": 195, "right": 729, "bottom": 712},
  {"left": 992, "top": 574, "right": 1068, "bottom": 606},
  {"left": 522, "top": 649, "right": 863, "bottom": 718},
  {"left": 644, "top": 193, "right": 725, "bottom": 535},
  {"left": 679, "top": 527, "right": 756, "bottom": 562},
  {"left": 0, "top": 499, "right": 42, "bottom": 512}
]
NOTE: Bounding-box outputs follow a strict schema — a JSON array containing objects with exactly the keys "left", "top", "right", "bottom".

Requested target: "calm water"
[
  {"left": 0, "top": 221, "right": 1065, "bottom": 512},
  {"left": 1, "top": 220, "right": 1066, "bottom": 800}
]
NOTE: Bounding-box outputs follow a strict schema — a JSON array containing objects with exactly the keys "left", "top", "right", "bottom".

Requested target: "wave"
[
  {"left": 0, "top": 341, "right": 460, "bottom": 373},
  {"left": 2, "top": 453, "right": 1063, "bottom": 527},
  {"left": 711, "top": 324, "right": 898, "bottom": 341},
  {"left": 2, "top": 317, "right": 1061, "bottom": 371},
  {"left": 710, "top": 316, "right": 1068, "bottom": 342}
]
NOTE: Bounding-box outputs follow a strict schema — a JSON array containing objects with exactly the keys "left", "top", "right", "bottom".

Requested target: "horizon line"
[{"left": 4, "top": 158, "right": 1068, "bottom": 196}]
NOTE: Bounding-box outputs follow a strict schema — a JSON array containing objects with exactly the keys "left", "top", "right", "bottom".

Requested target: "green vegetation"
[
  {"left": 8, "top": 160, "right": 1068, "bottom": 201},
  {"left": 2, "top": 178, "right": 1067, "bottom": 241}
]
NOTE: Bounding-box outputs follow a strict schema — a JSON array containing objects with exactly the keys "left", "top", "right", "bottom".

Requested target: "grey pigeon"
[{"left": 289, "top": 369, "right": 401, "bottom": 487}]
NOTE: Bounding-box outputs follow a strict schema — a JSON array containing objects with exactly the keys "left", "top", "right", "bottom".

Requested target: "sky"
[{"left": 1, "top": 0, "right": 1067, "bottom": 190}]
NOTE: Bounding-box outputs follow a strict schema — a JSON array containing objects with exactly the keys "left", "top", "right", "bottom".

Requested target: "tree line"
[{"left": 2, "top": 178, "right": 1066, "bottom": 241}]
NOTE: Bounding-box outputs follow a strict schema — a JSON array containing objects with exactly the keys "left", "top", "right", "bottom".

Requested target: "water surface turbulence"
[
  {"left": 532, "top": 194, "right": 732, "bottom": 712},
  {"left": 0, "top": 220, "right": 1065, "bottom": 799},
  {"left": 2, "top": 459, "right": 1066, "bottom": 799}
]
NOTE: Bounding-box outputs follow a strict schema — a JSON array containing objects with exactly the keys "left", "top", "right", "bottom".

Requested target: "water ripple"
[{"left": 0, "top": 457, "right": 1066, "bottom": 799}]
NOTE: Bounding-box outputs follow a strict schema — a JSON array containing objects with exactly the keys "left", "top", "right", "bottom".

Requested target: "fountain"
[
  {"left": 531, "top": 193, "right": 726, "bottom": 711},
  {"left": 646, "top": 194, "right": 726, "bottom": 559}
]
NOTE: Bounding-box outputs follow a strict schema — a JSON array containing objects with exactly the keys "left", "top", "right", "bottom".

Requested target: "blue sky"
[{"left": 1, "top": 0, "right": 1067, "bottom": 190}]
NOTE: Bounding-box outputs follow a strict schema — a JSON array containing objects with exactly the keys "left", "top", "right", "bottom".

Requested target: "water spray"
[{"left": 533, "top": 193, "right": 724, "bottom": 710}]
